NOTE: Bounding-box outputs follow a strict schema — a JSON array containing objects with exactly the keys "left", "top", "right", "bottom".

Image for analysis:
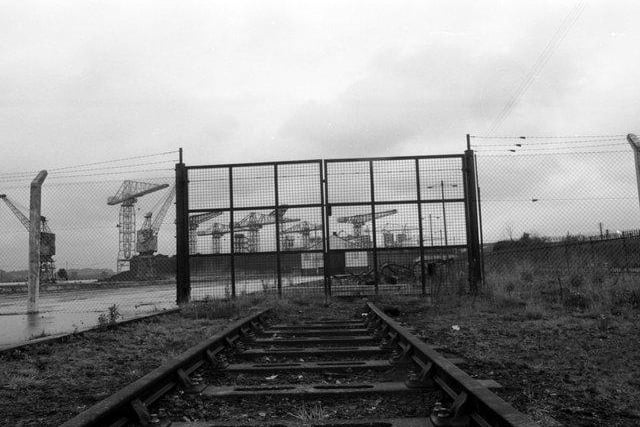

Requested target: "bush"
[{"left": 97, "top": 304, "right": 121, "bottom": 329}]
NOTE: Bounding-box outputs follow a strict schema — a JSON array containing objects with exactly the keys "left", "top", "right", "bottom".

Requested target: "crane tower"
[
  {"left": 337, "top": 209, "right": 398, "bottom": 236},
  {"left": 234, "top": 207, "right": 299, "bottom": 252},
  {"left": 197, "top": 207, "right": 299, "bottom": 253},
  {"left": 136, "top": 186, "right": 176, "bottom": 256},
  {"left": 108, "top": 180, "right": 169, "bottom": 272},
  {"left": 0, "top": 194, "right": 56, "bottom": 282},
  {"left": 197, "top": 222, "right": 232, "bottom": 253},
  {"left": 280, "top": 221, "right": 322, "bottom": 249},
  {"left": 188, "top": 211, "right": 223, "bottom": 254}
]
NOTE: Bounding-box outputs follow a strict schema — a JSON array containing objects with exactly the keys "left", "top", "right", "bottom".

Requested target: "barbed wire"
[
  {"left": 475, "top": 149, "right": 630, "bottom": 157},
  {"left": 481, "top": 196, "right": 635, "bottom": 202},
  {"left": 0, "top": 150, "right": 178, "bottom": 178},
  {"left": 471, "top": 139, "right": 625, "bottom": 149},
  {"left": 470, "top": 134, "right": 626, "bottom": 140},
  {"left": 474, "top": 143, "right": 628, "bottom": 153}
]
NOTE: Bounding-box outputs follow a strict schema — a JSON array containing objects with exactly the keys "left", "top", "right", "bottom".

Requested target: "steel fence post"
[
  {"left": 175, "top": 149, "right": 191, "bottom": 305},
  {"left": 464, "top": 142, "right": 482, "bottom": 294}
]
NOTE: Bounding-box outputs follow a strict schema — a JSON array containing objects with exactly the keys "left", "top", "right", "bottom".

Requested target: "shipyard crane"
[
  {"left": 0, "top": 194, "right": 56, "bottom": 282},
  {"left": 107, "top": 180, "right": 169, "bottom": 272},
  {"left": 234, "top": 207, "right": 299, "bottom": 252},
  {"left": 136, "top": 186, "right": 176, "bottom": 255},
  {"left": 197, "top": 222, "right": 232, "bottom": 253},
  {"left": 280, "top": 221, "right": 322, "bottom": 249},
  {"left": 197, "top": 207, "right": 299, "bottom": 253},
  {"left": 188, "top": 211, "right": 223, "bottom": 254},
  {"left": 336, "top": 209, "right": 398, "bottom": 236}
]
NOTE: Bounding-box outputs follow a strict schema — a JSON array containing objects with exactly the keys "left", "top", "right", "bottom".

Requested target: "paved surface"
[
  {"left": 0, "top": 276, "right": 324, "bottom": 349},
  {"left": 0, "top": 283, "right": 178, "bottom": 348}
]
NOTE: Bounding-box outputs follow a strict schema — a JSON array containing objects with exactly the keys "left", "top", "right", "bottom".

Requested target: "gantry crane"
[
  {"left": 188, "top": 211, "right": 223, "bottom": 254},
  {"left": 197, "top": 207, "right": 299, "bottom": 253},
  {"left": 0, "top": 194, "right": 56, "bottom": 282},
  {"left": 336, "top": 209, "right": 398, "bottom": 236},
  {"left": 234, "top": 207, "right": 299, "bottom": 252},
  {"left": 280, "top": 221, "right": 322, "bottom": 249},
  {"left": 136, "top": 186, "right": 176, "bottom": 256},
  {"left": 107, "top": 180, "right": 169, "bottom": 272},
  {"left": 196, "top": 222, "right": 231, "bottom": 254}
]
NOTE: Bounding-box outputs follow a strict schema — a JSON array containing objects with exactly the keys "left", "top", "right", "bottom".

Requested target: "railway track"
[{"left": 61, "top": 303, "right": 540, "bottom": 427}]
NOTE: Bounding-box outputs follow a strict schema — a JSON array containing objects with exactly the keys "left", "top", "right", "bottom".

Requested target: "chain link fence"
[
  {"left": 0, "top": 152, "right": 178, "bottom": 345},
  {"left": 474, "top": 136, "right": 640, "bottom": 310}
]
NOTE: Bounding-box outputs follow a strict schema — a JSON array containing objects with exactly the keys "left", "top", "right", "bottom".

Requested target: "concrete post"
[
  {"left": 28, "top": 170, "right": 47, "bottom": 313},
  {"left": 627, "top": 134, "right": 640, "bottom": 214}
]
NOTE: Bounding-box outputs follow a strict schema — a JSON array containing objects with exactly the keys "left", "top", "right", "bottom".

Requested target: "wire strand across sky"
[{"left": 484, "top": 0, "right": 587, "bottom": 136}]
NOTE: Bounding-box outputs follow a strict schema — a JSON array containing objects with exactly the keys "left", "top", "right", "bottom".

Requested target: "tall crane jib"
[
  {"left": 108, "top": 180, "right": 169, "bottom": 272},
  {"left": 136, "top": 186, "right": 176, "bottom": 255},
  {"left": 196, "top": 207, "right": 300, "bottom": 254},
  {"left": 0, "top": 194, "right": 56, "bottom": 283},
  {"left": 336, "top": 209, "right": 398, "bottom": 248}
]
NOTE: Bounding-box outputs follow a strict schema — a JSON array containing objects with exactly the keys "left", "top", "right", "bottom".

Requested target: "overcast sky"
[{"left": 1, "top": 1, "right": 640, "bottom": 270}]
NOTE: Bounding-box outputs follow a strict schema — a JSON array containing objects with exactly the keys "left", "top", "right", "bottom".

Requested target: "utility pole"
[{"left": 628, "top": 134, "right": 640, "bottom": 215}]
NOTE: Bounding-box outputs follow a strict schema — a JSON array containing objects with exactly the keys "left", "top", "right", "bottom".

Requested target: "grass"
[
  {"left": 97, "top": 304, "right": 121, "bottom": 329},
  {"left": 482, "top": 258, "right": 640, "bottom": 317},
  {"left": 289, "top": 403, "right": 330, "bottom": 423}
]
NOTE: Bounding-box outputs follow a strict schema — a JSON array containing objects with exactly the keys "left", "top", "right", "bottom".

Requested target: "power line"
[{"left": 485, "top": 1, "right": 586, "bottom": 135}]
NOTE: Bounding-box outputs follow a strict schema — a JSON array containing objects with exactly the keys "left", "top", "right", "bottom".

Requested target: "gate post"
[
  {"left": 464, "top": 137, "right": 482, "bottom": 293},
  {"left": 175, "top": 148, "right": 191, "bottom": 304}
]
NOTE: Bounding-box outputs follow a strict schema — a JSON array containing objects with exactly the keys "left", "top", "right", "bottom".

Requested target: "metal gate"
[{"left": 175, "top": 151, "right": 481, "bottom": 302}]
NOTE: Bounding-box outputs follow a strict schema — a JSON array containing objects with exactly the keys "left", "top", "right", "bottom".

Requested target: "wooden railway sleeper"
[{"left": 430, "top": 391, "right": 471, "bottom": 427}]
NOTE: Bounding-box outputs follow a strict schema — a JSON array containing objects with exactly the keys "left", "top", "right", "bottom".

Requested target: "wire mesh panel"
[
  {"left": 324, "top": 155, "right": 468, "bottom": 296},
  {"left": 185, "top": 160, "right": 325, "bottom": 300},
  {"left": 473, "top": 136, "right": 640, "bottom": 307},
  {"left": 0, "top": 151, "right": 179, "bottom": 346},
  {"left": 182, "top": 154, "right": 474, "bottom": 300}
]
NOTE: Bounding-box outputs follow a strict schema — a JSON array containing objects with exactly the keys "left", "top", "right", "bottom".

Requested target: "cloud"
[{"left": 279, "top": 38, "right": 583, "bottom": 157}]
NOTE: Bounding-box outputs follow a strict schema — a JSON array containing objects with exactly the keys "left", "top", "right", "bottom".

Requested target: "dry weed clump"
[{"left": 483, "top": 258, "right": 640, "bottom": 315}]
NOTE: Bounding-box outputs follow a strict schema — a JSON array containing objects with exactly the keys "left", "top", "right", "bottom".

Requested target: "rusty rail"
[{"left": 365, "top": 302, "right": 539, "bottom": 427}]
